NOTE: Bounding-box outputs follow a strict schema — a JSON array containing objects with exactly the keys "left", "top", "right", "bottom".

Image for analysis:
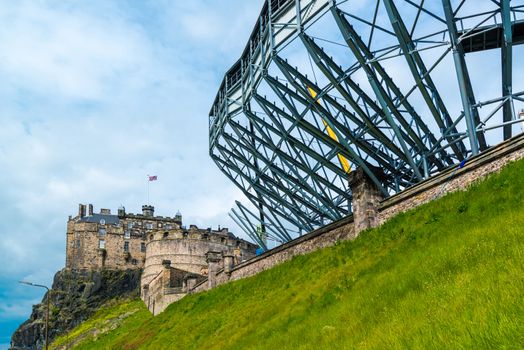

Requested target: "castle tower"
[
  {"left": 174, "top": 210, "right": 182, "bottom": 225},
  {"left": 118, "top": 206, "right": 126, "bottom": 218},
  {"left": 142, "top": 205, "right": 154, "bottom": 217}
]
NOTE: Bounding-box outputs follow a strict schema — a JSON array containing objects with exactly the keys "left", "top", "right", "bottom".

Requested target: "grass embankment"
[{"left": 52, "top": 159, "right": 524, "bottom": 349}]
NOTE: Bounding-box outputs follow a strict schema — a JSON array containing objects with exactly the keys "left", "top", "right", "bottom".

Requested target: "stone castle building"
[
  {"left": 66, "top": 204, "right": 257, "bottom": 271},
  {"left": 66, "top": 203, "right": 258, "bottom": 313},
  {"left": 67, "top": 204, "right": 179, "bottom": 270}
]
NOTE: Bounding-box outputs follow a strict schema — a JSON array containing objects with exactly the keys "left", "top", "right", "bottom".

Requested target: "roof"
[{"left": 78, "top": 213, "right": 120, "bottom": 225}]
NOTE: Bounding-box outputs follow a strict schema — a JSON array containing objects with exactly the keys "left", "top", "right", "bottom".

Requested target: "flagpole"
[{"left": 147, "top": 175, "right": 150, "bottom": 205}]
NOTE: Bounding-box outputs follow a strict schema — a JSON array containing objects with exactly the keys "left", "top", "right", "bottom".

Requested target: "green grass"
[{"left": 53, "top": 159, "right": 524, "bottom": 349}]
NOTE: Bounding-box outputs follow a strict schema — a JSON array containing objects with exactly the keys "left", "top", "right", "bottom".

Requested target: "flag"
[{"left": 148, "top": 175, "right": 157, "bottom": 181}]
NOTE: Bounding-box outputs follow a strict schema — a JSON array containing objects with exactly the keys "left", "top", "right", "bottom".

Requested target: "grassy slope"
[{"left": 52, "top": 159, "right": 524, "bottom": 349}]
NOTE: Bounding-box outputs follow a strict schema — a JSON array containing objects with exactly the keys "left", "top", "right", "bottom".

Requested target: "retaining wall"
[{"left": 190, "top": 133, "right": 524, "bottom": 297}]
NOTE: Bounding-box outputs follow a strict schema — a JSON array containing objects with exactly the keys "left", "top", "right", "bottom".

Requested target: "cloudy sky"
[
  {"left": 2, "top": 1, "right": 523, "bottom": 348},
  {"left": 0, "top": 1, "right": 261, "bottom": 347}
]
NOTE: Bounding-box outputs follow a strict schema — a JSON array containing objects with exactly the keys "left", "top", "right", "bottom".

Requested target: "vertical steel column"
[
  {"left": 501, "top": 0, "right": 513, "bottom": 140},
  {"left": 383, "top": 0, "right": 466, "bottom": 161},
  {"left": 442, "top": 0, "right": 483, "bottom": 155}
]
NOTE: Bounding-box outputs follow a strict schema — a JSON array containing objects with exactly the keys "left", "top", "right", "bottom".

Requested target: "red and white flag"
[{"left": 148, "top": 175, "right": 158, "bottom": 181}]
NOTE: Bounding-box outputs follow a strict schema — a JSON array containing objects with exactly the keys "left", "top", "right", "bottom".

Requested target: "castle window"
[
  {"left": 124, "top": 241, "right": 129, "bottom": 252},
  {"left": 163, "top": 232, "right": 169, "bottom": 239},
  {"left": 75, "top": 239, "right": 80, "bottom": 248},
  {"left": 128, "top": 222, "right": 134, "bottom": 229},
  {"left": 158, "top": 222, "right": 162, "bottom": 228},
  {"left": 165, "top": 224, "right": 172, "bottom": 230},
  {"left": 149, "top": 234, "right": 154, "bottom": 241},
  {"left": 221, "top": 238, "right": 225, "bottom": 244},
  {"left": 124, "top": 230, "right": 130, "bottom": 239},
  {"left": 99, "top": 219, "right": 105, "bottom": 225},
  {"left": 141, "top": 242, "right": 146, "bottom": 252},
  {"left": 99, "top": 239, "right": 106, "bottom": 249},
  {"left": 132, "top": 258, "right": 137, "bottom": 265},
  {"left": 146, "top": 223, "right": 153, "bottom": 230},
  {"left": 98, "top": 228, "right": 106, "bottom": 236}
]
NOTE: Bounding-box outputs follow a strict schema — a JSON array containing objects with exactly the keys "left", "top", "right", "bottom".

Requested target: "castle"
[{"left": 66, "top": 203, "right": 258, "bottom": 314}]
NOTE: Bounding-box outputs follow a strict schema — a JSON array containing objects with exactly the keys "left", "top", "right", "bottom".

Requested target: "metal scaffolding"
[{"left": 209, "top": 0, "right": 524, "bottom": 246}]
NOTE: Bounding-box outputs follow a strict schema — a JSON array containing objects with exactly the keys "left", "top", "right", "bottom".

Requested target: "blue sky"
[
  {"left": 2, "top": 1, "right": 524, "bottom": 348},
  {"left": 0, "top": 1, "right": 261, "bottom": 348}
]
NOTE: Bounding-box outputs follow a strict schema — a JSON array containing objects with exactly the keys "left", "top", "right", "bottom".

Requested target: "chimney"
[
  {"left": 118, "top": 206, "right": 126, "bottom": 218},
  {"left": 142, "top": 205, "right": 154, "bottom": 217},
  {"left": 174, "top": 210, "right": 182, "bottom": 224},
  {"left": 78, "top": 204, "right": 86, "bottom": 218},
  {"left": 88, "top": 204, "right": 93, "bottom": 216}
]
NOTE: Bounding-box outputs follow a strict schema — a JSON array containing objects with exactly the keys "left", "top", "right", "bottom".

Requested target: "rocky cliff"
[{"left": 10, "top": 268, "right": 141, "bottom": 350}]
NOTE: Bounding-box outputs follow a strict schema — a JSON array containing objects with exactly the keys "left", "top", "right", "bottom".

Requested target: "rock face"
[{"left": 10, "top": 268, "right": 141, "bottom": 350}]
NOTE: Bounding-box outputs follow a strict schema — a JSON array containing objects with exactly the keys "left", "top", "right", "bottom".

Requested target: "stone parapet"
[{"left": 348, "top": 166, "right": 384, "bottom": 235}]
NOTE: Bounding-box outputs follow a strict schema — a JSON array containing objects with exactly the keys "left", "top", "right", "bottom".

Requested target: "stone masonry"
[
  {"left": 187, "top": 132, "right": 524, "bottom": 298},
  {"left": 348, "top": 166, "right": 384, "bottom": 235},
  {"left": 66, "top": 204, "right": 183, "bottom": 270},
  {"left": 140, "top": 221, "right": 257, "bottom": 314}
]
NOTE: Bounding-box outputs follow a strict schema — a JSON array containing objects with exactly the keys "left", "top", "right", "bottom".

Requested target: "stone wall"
[
  {"left": 378, "top": 134, "right": 524, "bottom": 224},
  {"left": 142, "top": 268, "right": 186, "bottom": 316},
  {"left": 66, "top": 221, "right": 146, "bottom": 270},
  {"left": 200, "top": 215, "right": 354, "bottom": 290},
  {"left": 142, "top": 260, "right": 205, "bottom": 315},
  {"left": 184, "top": 133, "right": 524, "bottom": 299},
  {"left": 141, "top": 228, "right": 257, "bottom": 288},
  {"left": 65, "top": 205, "right": 182, "bottom": 270}
]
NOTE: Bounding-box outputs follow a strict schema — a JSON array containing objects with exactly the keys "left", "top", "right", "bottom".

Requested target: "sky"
[
  {"left": 0, "top": 1, "right": 262, "bottom": 348},
  {"left": 2, "top": 1, "right": 523, "bottom": 348}
]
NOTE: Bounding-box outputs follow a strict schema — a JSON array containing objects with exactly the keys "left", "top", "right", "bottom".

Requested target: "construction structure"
[{"left": 209, "top": 0, "right": 524, "bottom": 246}]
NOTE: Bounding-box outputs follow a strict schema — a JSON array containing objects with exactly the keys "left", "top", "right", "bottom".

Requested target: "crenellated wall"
[{"left": 141, "top": 227, "right": 257, "bottom": 288}]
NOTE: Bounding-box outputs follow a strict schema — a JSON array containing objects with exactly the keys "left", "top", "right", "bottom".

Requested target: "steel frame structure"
[{"left": 209, "top": 0, "right": 524, "bottom": 246}]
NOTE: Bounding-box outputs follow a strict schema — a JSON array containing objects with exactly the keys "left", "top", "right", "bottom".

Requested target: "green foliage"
[{"left": 53, "top": 159, "right": 524, "bottom": 349}]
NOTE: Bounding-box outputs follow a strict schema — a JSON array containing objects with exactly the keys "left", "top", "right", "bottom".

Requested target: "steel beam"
[
  {"left": 265, "top": 70, "right": 390, "bottom": 196},
  {"left": 212, "top": 152, "right": 315, "bottom": 231},
  {"left": 331, "top": 7, "right": 445, "bottom": 176},
  {"left": 442, "top": 0, "right": 487, "bottom": 154},
  {"left": 221, "top": 127, "right": 343, "bottom": 220},
  {"left": 501, "top": 0, "right": 513, "bottom": 140},
  {"left": 383, "top": 0, "right": 466, "bottom": 161}
]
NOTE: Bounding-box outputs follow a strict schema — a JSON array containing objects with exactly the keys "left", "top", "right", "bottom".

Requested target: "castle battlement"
[
  {"left": 66, "top": 204, "right": 256, "bottom": 272},
  {"left": 65, "top": 203, "right": 258, "bottom": 315}
]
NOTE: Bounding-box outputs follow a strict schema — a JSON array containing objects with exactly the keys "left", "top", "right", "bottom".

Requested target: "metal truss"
[{"left": 210, "top": 0, "right": 524, "bottom": 247}]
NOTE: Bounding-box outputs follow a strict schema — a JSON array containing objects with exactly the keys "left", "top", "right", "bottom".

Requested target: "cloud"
[{"left": 0, "top": 0, "right": 262, "bottom": 343}]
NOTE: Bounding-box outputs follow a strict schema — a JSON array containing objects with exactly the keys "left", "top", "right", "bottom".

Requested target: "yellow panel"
[{"left": 307, "top": 87, "right": 351, "bottom": 173}]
